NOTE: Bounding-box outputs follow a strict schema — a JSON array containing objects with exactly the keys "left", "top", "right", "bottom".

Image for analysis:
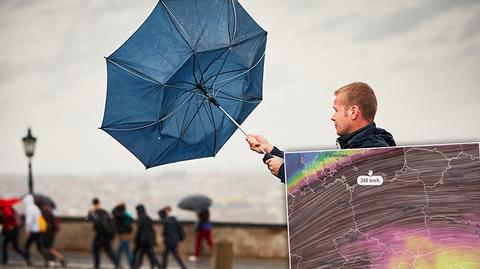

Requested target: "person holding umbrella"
[
  {"left": 190, "top": 208, "right": 214, "bottom": 263},
  {"left": 246, "top": 82, "right": 396, "bottom": 181},
  {"left": 178, "top": 195, "right": 214, "bottom": 263}
]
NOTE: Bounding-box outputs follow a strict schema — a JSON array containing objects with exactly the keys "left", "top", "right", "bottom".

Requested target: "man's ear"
[{"left": 350, "top": 105, "right": 360, "bottom": 120}]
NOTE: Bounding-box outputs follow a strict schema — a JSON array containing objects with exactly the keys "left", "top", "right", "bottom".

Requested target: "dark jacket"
[
  {"left": 88, "top": 208, "right": 116, "bottom": 241},
  {"left": 160, "top": 214, "right": 184, "bottom": 249},
  {"left": 112, "top": 206, "right": 133, "bottom": 234},
  {"left": 273, "top": 122, "right": 396, "bottom": 183},
  {"left": 196, "top": 209, "right": 211, "bottom": 230},
  {"left": 135, "top": 205, "right": 156, "bottom": 246}
]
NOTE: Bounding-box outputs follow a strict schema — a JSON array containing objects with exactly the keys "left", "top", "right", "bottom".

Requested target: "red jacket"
[{"left": 0, "top": 198, "right": 21, "bottom": 233}]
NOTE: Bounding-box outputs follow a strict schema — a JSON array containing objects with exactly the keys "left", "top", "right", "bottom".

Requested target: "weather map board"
[{"left": 284, "top": 143, "right": 480, "bottom": 269}]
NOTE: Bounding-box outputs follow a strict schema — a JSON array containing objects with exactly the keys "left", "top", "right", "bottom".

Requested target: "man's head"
[
  {"left": 331, "top": 82, "right": 377, "bottom": 136},
  {"left": 92, "top": 198, "right": 100, "bottom": 209}
]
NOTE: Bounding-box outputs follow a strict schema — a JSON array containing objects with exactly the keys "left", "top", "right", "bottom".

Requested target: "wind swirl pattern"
[{"left": 285, "top": 143, "right": 480, "bottom": 269}]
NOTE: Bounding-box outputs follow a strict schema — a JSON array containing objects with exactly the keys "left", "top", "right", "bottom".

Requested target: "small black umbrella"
[
  {"left": 34, "top": 194, "right": 56, "bottom": 209},
  {"left": 178, "top": 194, "right": 212, "bottom": 211}
]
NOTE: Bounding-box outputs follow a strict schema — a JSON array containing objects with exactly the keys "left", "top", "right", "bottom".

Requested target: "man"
[
  {"left": 246, "top": 82, "right": 396, "bottom": 182},
  {"left": 133, "top": 204, "right": 161, "bottom": 269},
  {"left": 159, "top": 207, "right": 187, "bottom": 269},
  {"left": 87, "top": 198, "right": 118, "bottom": 269}
]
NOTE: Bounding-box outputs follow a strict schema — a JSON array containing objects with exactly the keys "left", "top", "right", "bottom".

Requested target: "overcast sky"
[{"left": 1, "top": 0, "right": 479, "bottom": 176}]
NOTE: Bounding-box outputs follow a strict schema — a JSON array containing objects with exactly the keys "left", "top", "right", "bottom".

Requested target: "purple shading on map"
[{"left": 284, "top": 143, "right": 480, "bottom": 269}]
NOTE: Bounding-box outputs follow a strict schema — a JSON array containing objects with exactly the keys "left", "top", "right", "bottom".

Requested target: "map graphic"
[{"left": 285, "top": 143, "right": 480, "bottom": 269}]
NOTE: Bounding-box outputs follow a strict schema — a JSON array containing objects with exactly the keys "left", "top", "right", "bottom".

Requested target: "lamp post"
[{"left": 22, "top": 128, "right": 37, "bottom": 194}]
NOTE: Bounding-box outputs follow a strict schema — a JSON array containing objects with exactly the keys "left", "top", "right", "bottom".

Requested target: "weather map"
[{"left": 284, "top": 143, "right": 480, "bottom": 269}]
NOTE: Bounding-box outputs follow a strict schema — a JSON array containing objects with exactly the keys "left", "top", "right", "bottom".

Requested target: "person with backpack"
[
  {"left": 112, "top": 203, "right": 134, "bottom": 268},
  {"left": 23, "top": 194, "right": 50, "bottom": 266},
  {"left": 159, "top": 206, "right": 187, "bottom": 269},
  {"left": 133, "top": 204, "right": 161, "bottom": 269},
  {"left": 87, "top": 198, "right": 118, "bottom": 269},
  {"left": 0, "top": 197, "right": 28, "bottom": 265}
]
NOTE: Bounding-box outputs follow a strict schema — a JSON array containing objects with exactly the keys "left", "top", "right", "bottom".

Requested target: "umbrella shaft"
[{"left": 217, "top": 106, "right": 267, "bottom": 155}]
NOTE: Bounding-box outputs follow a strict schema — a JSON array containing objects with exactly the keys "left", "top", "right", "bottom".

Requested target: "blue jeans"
[{"left": 115, "top": 240, "right": 133, "bottom": 268}]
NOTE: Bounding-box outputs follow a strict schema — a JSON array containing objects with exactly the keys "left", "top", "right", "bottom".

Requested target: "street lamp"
[{"left": 22, "top": 128, "right": 37, "bottom": 194}]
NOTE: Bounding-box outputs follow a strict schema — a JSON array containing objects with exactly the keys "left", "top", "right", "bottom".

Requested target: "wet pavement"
[{"left": 5, "top": 251, "right": 289, "bottom": 269}]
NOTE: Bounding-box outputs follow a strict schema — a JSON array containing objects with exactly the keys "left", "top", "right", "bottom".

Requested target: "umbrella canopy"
[
  {"left": 178, "top": 194, "right": 212, "bottom": 211},
  {"left": 101, "top": 0, "right": 267, "bottom": 168},
  {"left": 34, "top": 194, "right": 56, "bottom": 209}
]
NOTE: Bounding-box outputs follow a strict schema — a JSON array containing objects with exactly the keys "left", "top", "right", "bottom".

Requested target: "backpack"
[{"left": 94, "top": 210, "right": 116, "bottom": 239}]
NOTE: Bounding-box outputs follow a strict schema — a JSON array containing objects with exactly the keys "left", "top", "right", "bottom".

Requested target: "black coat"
[
  {"left": 135, "top": 209, "right": 156, "bottom": 246},
  {"left": 162, "top": 216, "right": 183, "bottom": 249}
]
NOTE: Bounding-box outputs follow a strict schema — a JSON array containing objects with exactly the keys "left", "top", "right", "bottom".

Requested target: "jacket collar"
[{"left": 336, "top": 122, "right": 376, "bottom": 149}]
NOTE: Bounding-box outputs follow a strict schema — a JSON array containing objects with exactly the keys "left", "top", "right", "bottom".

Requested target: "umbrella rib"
[
  {"left": 209, "top": 48, "right": 232, "bottom": 89},
  {"left": 202, "top": 32, "right": 267, "bottom": 86},
  {"left": 146, "top": 96, "right": 209, "bottom": 166},
  {"left": 213, "top": 49, "right": 265, "bottom": 93},
  {"left": 207, "top": 102, "right": 218, "bottom": 154},
  {"left": 144, "top": 91, "right": 202, "bottom": 166},
  {"left": 231, "top": 0, "right": 238, "bottom": 42},
  {"left": 215, "top": 95, "right": 261, "bottom": 104},
  {"left": 201, "top": 101, "right": 217, "bottom": 154},
  {"left": 102, "top": 88, "right": 198, "bottom": 132},
  {"left": 201, "top": 47, "right": 230, "bottom": 80},
  {"left": 107, "top": 58, "right": 163, "bottom": 85},
  {"left": 160, "top": 0, "right": 194, "bottom": 52}
]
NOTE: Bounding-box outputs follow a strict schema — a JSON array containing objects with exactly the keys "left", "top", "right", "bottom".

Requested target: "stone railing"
[{"left": 49, "top": 217, "right": 288, "bottom": 259}]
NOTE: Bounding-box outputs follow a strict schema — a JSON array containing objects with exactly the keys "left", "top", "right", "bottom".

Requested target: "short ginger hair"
[{"left": 334, "top": 82, "right": 377, "bottom": 122}]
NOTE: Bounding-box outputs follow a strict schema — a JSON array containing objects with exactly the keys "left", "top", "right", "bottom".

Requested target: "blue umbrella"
[{"left": 101, "top": 0, "right": 268, "bottom": 168}]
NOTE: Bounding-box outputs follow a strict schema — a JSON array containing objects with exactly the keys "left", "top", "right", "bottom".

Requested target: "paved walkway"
[{"left": 5, "top": 251, "right": 288, "bottom": 269}]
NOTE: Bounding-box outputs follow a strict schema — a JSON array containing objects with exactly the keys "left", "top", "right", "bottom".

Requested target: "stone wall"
[{"left": 50, "top": 217, "right": 288, "bottom": 259}]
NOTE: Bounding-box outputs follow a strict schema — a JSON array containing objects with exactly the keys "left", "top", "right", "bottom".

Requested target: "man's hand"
[
  {"left": 246, "top": 134, "right": 273, "bottom": 154},
  {"left": 265, "top": 156, "right": 284, "bottom": 176}
]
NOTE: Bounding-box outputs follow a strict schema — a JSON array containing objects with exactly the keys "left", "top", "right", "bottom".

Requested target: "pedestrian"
[
  {"left": 87, "top": 198, "right": 118, "bottom": 269},
  {"left": 23, "top": 194, "right": 50, "bottom": 266},
  {"left": 133, "top": 204, "right": 161, "bottom": 269},
  {"left": 112, "top": 203, "right": 134, "bottom": 268},
  {"left": 0, "top": 197, "right": 28, "bottom": 265},
  {"left": 189, "top": 208, "right": 213, "bottom": 263},
  {"left": 36, "top": 197, "right": 67, "bottom": 267},
  {"left": 246, "top": 82, "right": 396, "bottom": 182},
  {"left": 159, "top": 207, "right": 187, "bottom": 269}
]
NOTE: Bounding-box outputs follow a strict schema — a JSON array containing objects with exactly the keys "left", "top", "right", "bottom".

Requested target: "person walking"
[
  {"left": 159, "top": 207, "right": 187, "bottom": 269},
  {"left": 133, "top": 204, "right": 161, "bottom": 269},
  {"left": 87, "top": 198, "right": 118, "bottom": 269},
  {"left": 37, "top": 198, "right": 67, "bottom": 267},
  {"left": 0, "top": 197, "right": 28, "bottom": 265},
  {"left": 23, "top": 194, "right": 50, "bottom": 266},
  {"left": 112, "top": 203, "right": 134, "bottom": 268},
  {"left": 189, "top": 208, "right": 213, "bottom": 263}
]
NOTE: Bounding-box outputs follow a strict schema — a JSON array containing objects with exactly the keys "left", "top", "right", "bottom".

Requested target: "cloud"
[{"left": 358, "top": 0, "right": 479, "bottom": 40}]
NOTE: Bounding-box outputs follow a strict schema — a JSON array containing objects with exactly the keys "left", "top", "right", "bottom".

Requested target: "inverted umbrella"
[
  {"left": 101, "top": 0, "right": 268, "bottom": 168},
  {"left": 178, "top": 194, "right": 212, "bottom": 211}
]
